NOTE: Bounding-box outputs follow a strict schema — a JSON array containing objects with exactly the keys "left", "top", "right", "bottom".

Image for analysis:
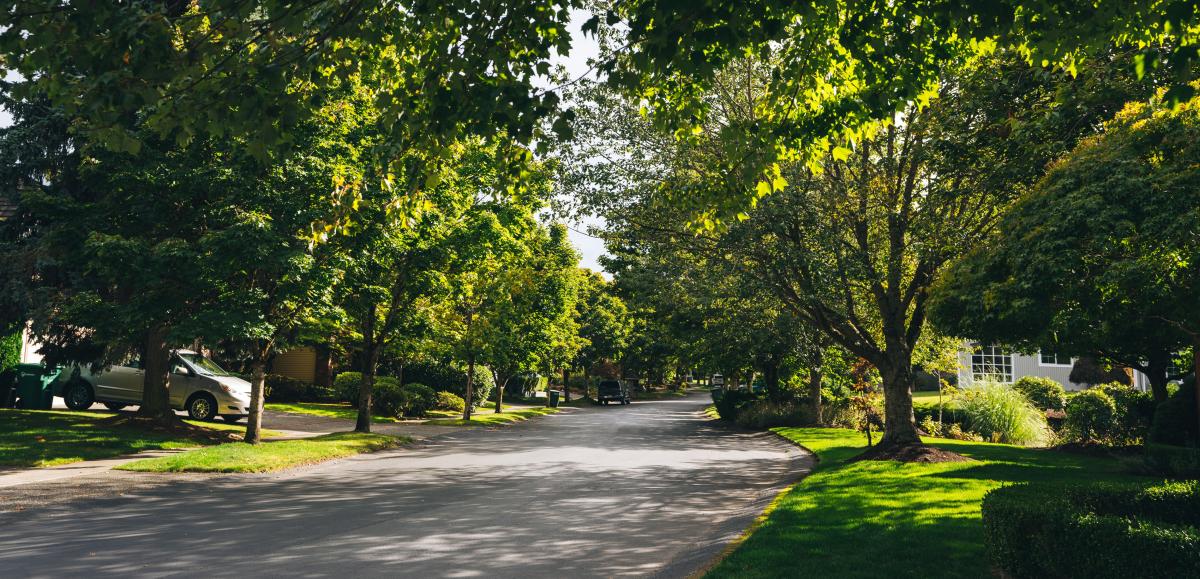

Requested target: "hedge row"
[{"left": 982, "top": 480, "right": 1200, "bottom": 578}]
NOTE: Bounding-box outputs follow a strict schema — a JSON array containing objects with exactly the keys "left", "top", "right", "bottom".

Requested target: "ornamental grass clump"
[{"left": 959, "top": 381, "right": 1050, "bottom": 446}]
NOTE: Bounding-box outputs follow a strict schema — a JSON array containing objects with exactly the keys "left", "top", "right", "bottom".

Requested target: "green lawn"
[
  {"left": 118, "top": 432, "right": 407, "bottom": 473},
  {"left": 425, "top": 406, "right": 559, "bottom": 426},
  {"left": 707, "top": 427, "right": 1150, "bottom": 579},
  {"left": 0, "top": 409, "right": 260, "bottom": 468},
  {"left": 911, "top": 390, "right": 951, "bottom": 402},
  {"left": 265, "top": 402, "right": 400, "bottom": 423}
]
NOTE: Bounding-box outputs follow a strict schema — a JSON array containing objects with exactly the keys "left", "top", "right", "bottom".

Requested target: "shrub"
[
  {"left": 712, "top": 389, "right": 757, "bottom": 422},
  {"left": 1149, "top": 378, "right": 1198, "bottom": 447},
  {"left": 982, "top": 480, "right": 1200, "bottom": 578},
  {"left": 1096, "top": 382, "right": 1155, "bottom": 444},
  {"left": 734, "top": 399, "right": 815, "bottom": 429},
  {"left": 403, "top": 361, "right": 494, "bottom": 407},
  {"left": 401, "top": 383, "right": 436, "bottom": 417},
  {"left": 958, "top": 382, "right": 1050, "bottom": 445},
  {"left": 435, "top": 391, "right": 466, "bottom": 413},
  {"left": 370, "top": 377, "right": 406, "bottom": 418},
  {"left": 334, "top": 372, "right": 364, "bottom": 404},
  {"left": 919, "top": 415, "right": 942, "bottom": 437},
  {"left": 1065, "top": 389, "right": 1117, "bottom": 443},
  {"left": 1013, "top": 376, "right": 1067, "bottom": 410}
]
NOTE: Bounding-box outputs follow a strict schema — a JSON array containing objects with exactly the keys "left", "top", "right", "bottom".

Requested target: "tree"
[
  {"left": 572, "top": 270, "right": 630, "bottom": 397},
  {"left": 933, "top": 87, "right": 1200, "bottom": 420},
  {"left": 565, "top": 52, "right": 1150, "bottom": 456},
  {"left": 0, "top": 89, "right": 240, "bottom": 424},
  {"left": 336, "top": 156, "right": 470, "bottom": 432},
  {"left": 486, "top": 224, "right": 582, "bottom": 410},
  {"left": 593, "top": 1, "right": 1200, "bottom": 214}
]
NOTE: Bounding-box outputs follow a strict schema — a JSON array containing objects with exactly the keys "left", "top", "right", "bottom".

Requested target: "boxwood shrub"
[{"left": 982, "top": 480, "right": 1200, "bottom": 578}]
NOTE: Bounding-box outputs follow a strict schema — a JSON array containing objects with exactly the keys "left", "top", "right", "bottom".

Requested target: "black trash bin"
[
  {"left": 0, "top": 368, "right": 16, "bottom": 408},
  {"left": 547, "top": 390, "right": 561, "bottom": 408}
]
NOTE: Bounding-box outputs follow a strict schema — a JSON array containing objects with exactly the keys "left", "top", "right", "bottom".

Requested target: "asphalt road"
[{"left": 1, "top": 392, "right": 811, "bottom": 578}]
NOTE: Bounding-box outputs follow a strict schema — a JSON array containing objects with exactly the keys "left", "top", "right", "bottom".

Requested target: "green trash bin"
[
  {"left": 547, "top": 390, "right": 561, "bottom": 408},
  {"left": 16, "top": 363, "right": 56, "bottom": 410}
]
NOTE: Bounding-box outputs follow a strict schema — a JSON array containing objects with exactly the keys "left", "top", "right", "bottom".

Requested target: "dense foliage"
[
  {"left": 982, "top": 481, "right": 1200, "bottom": 578},
  {"left": 1013, "top": 377, "right": 1067, "bottom": 411}
]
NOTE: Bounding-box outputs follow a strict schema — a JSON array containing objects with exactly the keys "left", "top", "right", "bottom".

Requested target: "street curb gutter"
[{"left": 685, "top": 429, "right": 819, "bottom": 578}]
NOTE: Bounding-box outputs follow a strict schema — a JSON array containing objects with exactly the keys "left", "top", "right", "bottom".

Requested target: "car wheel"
[
  {"left": 220, "top": 415, "right": 244, "bottom": 423},
  {"left": 186, "top": 393, "right": 218, "bottom": 421},
  {"left": 64, "top": 381, "right": 95, "bottom": 410},
  {"left": 102, "top": 402, "right": 127, "bottom": 411}
]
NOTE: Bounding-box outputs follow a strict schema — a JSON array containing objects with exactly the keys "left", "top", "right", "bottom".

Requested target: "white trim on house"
[
  {"left": 968, "top": 344, "right": 1014, "bottom": 383},
  {"left": 1037, "top": 350, "right": 1074, "bottom": 368}
]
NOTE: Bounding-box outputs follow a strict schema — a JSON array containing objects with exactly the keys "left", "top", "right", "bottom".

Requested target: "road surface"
[{"left": 1, "top": 392, "right": 810, "bottom": 578}]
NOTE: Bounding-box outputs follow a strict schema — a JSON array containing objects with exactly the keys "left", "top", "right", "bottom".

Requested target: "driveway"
[{"left": 1, "top": 392, "right": 811, "bottom": 578}]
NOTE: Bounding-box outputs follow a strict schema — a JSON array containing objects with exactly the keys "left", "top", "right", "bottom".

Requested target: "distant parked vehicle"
[
  {"left": 597, "top": 379, "right": 631, "bottom": 406},
  {"left": 52, "top": 350, "right": 251, "bottom": 422},
  {"left": 711, "top": 374, "right": 725, "bottom": 388}
]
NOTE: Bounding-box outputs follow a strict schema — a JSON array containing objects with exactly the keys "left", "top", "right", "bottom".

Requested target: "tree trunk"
[
  {"left": 808, "top": 366, "right": 823, "bottom": 425},
  {"left": 562, "top": 367, "right": 570, "bottom": 402},
  {"left": 356, "top": 306, "right": 379, "bottom": 433},
  {"left": 764, "top": 361, "right": 781, "bottom": 401},
  {"left": 878, "top": 362, "right": 922, "bottom": 448},
  {"left": 583, "top": 366, "right": 591, "bottom": 400},
  {"left": 137, "top": 325, "right": 175, "bottom": 423},
  {"left": 1194, "top": 334, "right": 1200, "bottom": 443},
  {"left": 494, "top": 371, "right": 506, "bottom": 414},
  {"left": 245, "top": 359, "right": 268, "bottom": 444},
  {"left": 314, "top": 343, "right": 333, "bottom": 389},
  {"left": 462, "top": 352, "right": 475, "bottom": 421},
  {"left": 1146, "top": 349, "right": 1171, "bottom": 403}
]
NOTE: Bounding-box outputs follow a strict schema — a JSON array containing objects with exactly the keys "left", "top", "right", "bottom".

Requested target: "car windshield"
[
  {"left": 599, "top": 381, "right": 621, "bottom": 389},
  {"left": 177, "top": 353, "right": 233, "bottom": 377}
]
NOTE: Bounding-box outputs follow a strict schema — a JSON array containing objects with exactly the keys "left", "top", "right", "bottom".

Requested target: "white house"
[{"left": 956, "top": 343, "right": 1151, "bottom": 392}]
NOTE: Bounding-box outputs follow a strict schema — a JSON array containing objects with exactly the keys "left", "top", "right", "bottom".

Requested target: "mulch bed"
[{"left": 850, "top": 442, "right": 972, "bottom": 463}]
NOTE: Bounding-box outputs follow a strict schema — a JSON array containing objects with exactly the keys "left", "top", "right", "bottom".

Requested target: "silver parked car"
[{"left": 53, "top": 350, "right": 251, "bottom": 422}]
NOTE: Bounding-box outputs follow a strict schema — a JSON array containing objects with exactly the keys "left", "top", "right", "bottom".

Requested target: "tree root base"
[
  {"left": 850, "top": 442, "right": 971, "bottom": 463},
  {"left": 99, "top": 414, "right": 242, "bottom": 443}
]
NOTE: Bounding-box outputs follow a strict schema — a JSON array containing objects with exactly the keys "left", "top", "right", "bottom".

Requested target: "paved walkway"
[{"left": 0, "top": 393, "right": 811, "bottom": 578}]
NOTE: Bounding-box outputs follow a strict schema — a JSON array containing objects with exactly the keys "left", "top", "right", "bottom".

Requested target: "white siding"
[{"left": 957, "top": 343, "right": 1149, "bottom": 392}]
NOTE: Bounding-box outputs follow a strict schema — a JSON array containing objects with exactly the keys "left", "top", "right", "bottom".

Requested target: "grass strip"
[
  {"left": 425, "top": 406, "right": 559, "bottom": 426},
  {"left": 118, "top": 432, "right": 407, "bottom": 473},
  {"left": 264, "top": 402, "right": 399, "bottom": 423},
  {"left": 0, "top": 409, "right": 263, "bottom": 468}
]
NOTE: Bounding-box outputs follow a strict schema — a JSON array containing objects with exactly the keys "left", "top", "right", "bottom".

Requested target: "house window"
[
  {"left": 971, "top": 345, "right": 1013, "bottom": 382},
  {"left": 1039, "top": 351, "right": 1072, "bottom": 366}
]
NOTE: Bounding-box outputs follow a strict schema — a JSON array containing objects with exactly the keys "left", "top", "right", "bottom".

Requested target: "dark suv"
[{"left": 597, "top": 379, "right": 630, "bottom": 406}]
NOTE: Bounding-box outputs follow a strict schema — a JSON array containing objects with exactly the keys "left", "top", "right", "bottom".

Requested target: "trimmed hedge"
[
  {"left": 403, "top": 361, "right": 494, "bottom": 408},
  {"left": 982, "top": 480, "right": 1200, "bottom": 578}
]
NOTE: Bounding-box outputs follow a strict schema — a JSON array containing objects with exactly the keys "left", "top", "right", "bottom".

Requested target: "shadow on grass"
[{"left": 707, "top": 428, "right": 1152, "bottom": 579}]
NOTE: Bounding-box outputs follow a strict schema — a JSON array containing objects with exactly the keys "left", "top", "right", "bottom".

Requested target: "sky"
[
  {"left": 550, "top": 10, "right": 609, "bottom": 275},
  {"left": 0, "top": 11, "right": 612, "bottom": 273}
]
